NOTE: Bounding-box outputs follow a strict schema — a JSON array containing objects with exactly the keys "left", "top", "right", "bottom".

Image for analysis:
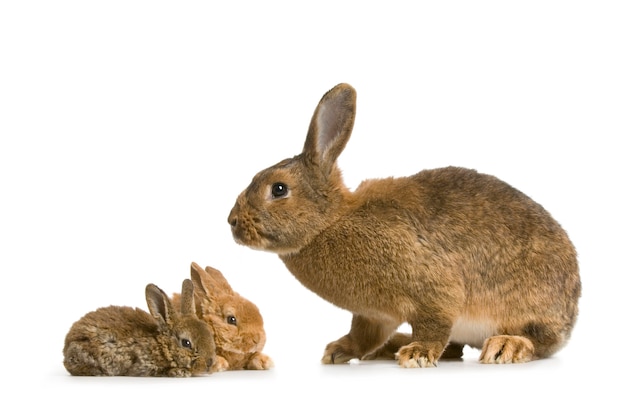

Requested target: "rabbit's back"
[
  {"left": 352, "top": 166, "right": 577, "bottom": 276},
  {"left": 63, "top": 306, "right": 167, "bottom": 376}
]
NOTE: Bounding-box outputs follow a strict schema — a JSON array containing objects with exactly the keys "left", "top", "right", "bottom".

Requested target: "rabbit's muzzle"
[
  {"left": 228, "top": 201, "right": 260, "bottom": 248},
  {"left": 227, "top": 204, "right": 244, "bottom": 242}
]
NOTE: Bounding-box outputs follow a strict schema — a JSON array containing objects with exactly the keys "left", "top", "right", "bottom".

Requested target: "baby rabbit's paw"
[
  {"left": 396, "top": 341, "right": 445, "bottom": 368},
  {"left": 246, "top": 352, "right": 274, "bottom": 370},
  {"left": 479, "top": 335, "right": 534, "bottom": 364},
  {"left": 210, "top": 356, "right": 230, "bottom": 372}
]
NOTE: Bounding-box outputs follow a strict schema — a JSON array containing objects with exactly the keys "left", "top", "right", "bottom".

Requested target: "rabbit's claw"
[
  {"left": 479, "top": 335, "right": 534, "bottom": 364},
  {"left": 396, "top": 341, "right": 444, "bottom": 368}
]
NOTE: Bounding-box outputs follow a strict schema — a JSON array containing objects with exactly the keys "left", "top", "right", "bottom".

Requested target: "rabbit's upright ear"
[
  {"left": 190, "top": 263, "right": 208, "bottom": 293},
  {"left": 303, "top": 83, "right": 356, "bottom": 176},
  {"left": 180, "top": 279, "right": 195, "bottom": 315},
  {"left": 190, "top": 262, "right": 210, "bottom": 312},
  {"left": 203, "top": 266, "right": 234, "bottom": 296},
  {"left": 146, "top": 283, "right": 174, "bottom": 325}
]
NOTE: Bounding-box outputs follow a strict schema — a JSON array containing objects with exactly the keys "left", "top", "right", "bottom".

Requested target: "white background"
[{"left": 1, "top": 1, "right": 624, "bottom": 414}]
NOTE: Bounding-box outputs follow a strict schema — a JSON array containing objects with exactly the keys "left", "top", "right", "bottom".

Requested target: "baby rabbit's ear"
[
  {"left": 203, "top": 266, "right": 234, "bottom": 296},
  {"left": 303, "top": 83, "right": 356, "bottom": 176},
  {"left": 191, "top": 262, "right": 209, "bottom": 298},
  {"left": 179, "top": 279, "right": 195, "bottom": 315},
  {"left": 145, "top": 283, "right": 174, "bottom": 326},
  {"left": 191, "top": 263, "right": 218, "bottom": 315}
]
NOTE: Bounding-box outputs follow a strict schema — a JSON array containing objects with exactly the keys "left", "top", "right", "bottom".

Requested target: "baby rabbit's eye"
[
  {"left": 181, "top": 338, "right": 192, "bottom": 349},
  {"left": 227, "top": 315, "right": 237, "bottom": 326},
  {"left": 271, "top": 182, "right": 289, "bottom": 199}
]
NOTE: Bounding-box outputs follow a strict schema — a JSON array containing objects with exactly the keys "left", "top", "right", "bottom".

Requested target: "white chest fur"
[{"left": 448, "top": 316, "right": 497, "bottom": 348}]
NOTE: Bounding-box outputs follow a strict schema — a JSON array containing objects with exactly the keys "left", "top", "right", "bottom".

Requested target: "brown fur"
[
  {"left": 63, "top": 279, "right": 216, "bottom": 376},
  {"left": 227, "top": 83, "right": 581, "bottom": 367},
  {"left": 172, "top": 262, "right": 273, "bottom": 371}
]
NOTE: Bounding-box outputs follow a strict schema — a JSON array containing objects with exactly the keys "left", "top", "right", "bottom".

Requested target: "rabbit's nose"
[{"left": 228, "top": 206, "right": 238, "bottom": 228}]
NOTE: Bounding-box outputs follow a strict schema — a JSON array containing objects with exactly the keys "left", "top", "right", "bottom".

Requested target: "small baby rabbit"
[
  {"left": 172, "top": 262, "right": 273, "bottom": 371},
  {"left": 228, "top": 83, "right": 582, "bottom": 368},
  {"left": 63, "top": 279, "right": 216, "bottom": 377}
]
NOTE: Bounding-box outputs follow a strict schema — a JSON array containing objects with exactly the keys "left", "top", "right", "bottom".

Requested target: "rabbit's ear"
[
  {"left": 302, "top": 83, "right": 356, "bottom": 176},
  {"left": 203, "top": 266, "right": 234, "bottom": 296},
  {"left": 145, "top": 283, "right": 174, "bottom": 325},
  {"left": 180, "top": 279, "right": 195, "bottom": 315},
  {"left": 190, "top": 262, "right": 210, "bottom": 297}
]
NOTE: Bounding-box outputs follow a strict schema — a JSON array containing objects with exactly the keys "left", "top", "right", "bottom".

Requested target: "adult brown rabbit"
[
  {"left": 227, "top": 83, "right": 581, "bottom": 368},
  {"left": 63, "top": 279, "right": 216, "bottom": 376}
]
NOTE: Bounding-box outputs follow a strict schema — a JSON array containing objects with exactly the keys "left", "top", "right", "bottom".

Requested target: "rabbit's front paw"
[
  {"left": 396, "top": 341, "right": 445, "bottom": 368},
  {"left": 210, "top": 355, "right": 230, "bottom": 372},
  {"left": 479, "top": 335, "right": 534, "bottom": 364},
  {"left": 246, "top": 352, "right": 274, "bottom": 370}
]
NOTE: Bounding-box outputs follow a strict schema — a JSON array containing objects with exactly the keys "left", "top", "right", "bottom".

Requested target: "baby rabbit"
[
  {"left": 228, "top": 83, "right": 581, "bottom": 368},
  {"left": 63, "top": 279, "right": 216, "bottom": 377},
  {"left": 172, "top": 262, "right": 273, "bottom": 371}
]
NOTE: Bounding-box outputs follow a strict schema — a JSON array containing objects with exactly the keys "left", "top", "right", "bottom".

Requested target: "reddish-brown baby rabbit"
[
  {"left": 172, "top": 262, "right": 273, "bottom": 371},
  {"left": 63, "top": 279, "right": 216, "bottom": 376},
  {"left": 228, "top": 83, "right": 581, "bottom": 368}
]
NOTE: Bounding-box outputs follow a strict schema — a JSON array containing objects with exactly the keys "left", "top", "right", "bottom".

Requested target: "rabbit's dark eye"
[
  {"left": 227, "top": 315, "right": 237, "bottom": 326},
  {"left": 181, "top": 338, "right": 192, "bottom": 349},
  {"left": 271, "top": 182, "right": 289, "bottom": 199}
]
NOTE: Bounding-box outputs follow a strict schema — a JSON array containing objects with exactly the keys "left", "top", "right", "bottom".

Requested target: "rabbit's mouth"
[
  {"left": 229, "top": 203, "right": 292, "bottom": 253},
  {"left": 191, "top": 356, "right": 214, "bottom": 375},
  {"left": 229, "top": 215, "right": 266, "bottom": 249},
  {"left": 231, "top": 224, "right": 300, "bottom": 255},
  {"left": 232, "top": 230, "right": 272, "bottom": 252}
]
